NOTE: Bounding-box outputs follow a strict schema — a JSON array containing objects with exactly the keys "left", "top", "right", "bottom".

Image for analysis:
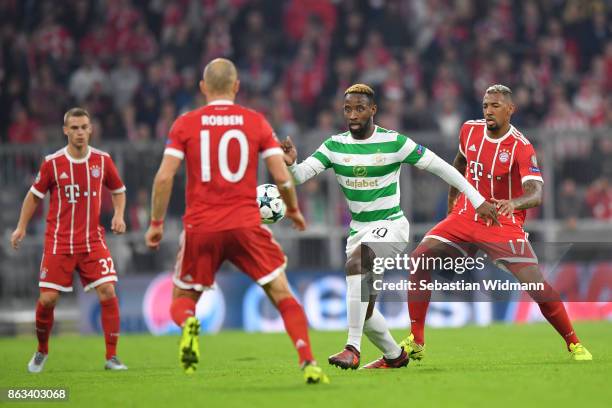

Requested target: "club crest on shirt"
[
  {"left": 374, "top": 150, "right": 385, "bottom": 165},
  {"left": 90, "top": 165, "right": 101, "bottom": 178},
  {"left": 498, "top": 149, "right": 510, "bottom": 163}
]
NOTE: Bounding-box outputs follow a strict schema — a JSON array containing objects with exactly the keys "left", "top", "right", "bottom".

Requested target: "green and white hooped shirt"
[{"left": 288, "top": 126, "right": 435, "bottom": 236}]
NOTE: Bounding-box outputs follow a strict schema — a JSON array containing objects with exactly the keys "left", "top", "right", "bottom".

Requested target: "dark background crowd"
[{"left": 1, "top": 0, "right": 611, "bottom": 227}]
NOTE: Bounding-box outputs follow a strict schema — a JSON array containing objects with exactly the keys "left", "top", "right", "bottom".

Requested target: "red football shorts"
[
  {"left": 424, "top": 214, "right": 538, "bottom": 266},
  {"left": 173, "top": 225, "right": 287, "bottom": 291},
  {"left": 39, "top": 248, "right": 118, "bottom": 292}
]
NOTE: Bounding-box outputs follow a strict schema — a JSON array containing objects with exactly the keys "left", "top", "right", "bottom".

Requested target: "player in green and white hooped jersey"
[{"left": 282, "top": 84, "right": 499, "bottom": 369}]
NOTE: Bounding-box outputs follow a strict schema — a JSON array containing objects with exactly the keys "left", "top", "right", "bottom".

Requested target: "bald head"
[{"left": 202, "top": 58, "right": 238, "bottom": 97}]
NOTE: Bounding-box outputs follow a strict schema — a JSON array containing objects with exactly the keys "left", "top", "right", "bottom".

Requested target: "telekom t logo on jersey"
[
  {"left": 469, "top": 161, "right": 484, "bottom": 181},
  {"left": 64, "top": 184, "right": 80, "bottom": 203}
]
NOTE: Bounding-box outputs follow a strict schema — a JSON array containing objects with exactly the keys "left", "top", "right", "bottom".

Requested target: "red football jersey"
[
  {"left": 30, "top": 147, "right": 126, "bottom": 255},
  {"left": 164, "top": 100, "right": 282, "bottom": 232},
  {"left": 451, "top": 120, "right": 544, "bottom": 226}
]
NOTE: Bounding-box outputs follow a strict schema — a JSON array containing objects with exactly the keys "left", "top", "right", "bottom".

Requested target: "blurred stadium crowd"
[{"left": 1, "top": 0, "right": 611, "bottom": 229}]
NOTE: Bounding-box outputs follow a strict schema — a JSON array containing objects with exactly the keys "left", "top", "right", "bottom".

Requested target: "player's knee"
[
  {"left": 362, "top": 245, "right": 376, "bottom": 272},
  {"left": 411, "top": 243, "right": 432, "bottom": 260},
  {"left": 409, "top": 243, "right": 443, "bottom": 273},
  {"left": 267, "top": 285, "right": 292, "bottom": 305},
  {"left": 345, "top": 255, "right": 363, "bottom": 276},
  {"left": 346, "top": 244, "right": 363, "bottom": 276},
  {"left": 365, "top": 305, "right": 374, "bottom": 320},
  {"left": 38, "top": 291, "right": 59, "bottom": 308},
  {"left": 39, "top": 298, "right": 57, "bottom": 308},
  {"left": 172, "top": 286, "right": 201, "bottom": 302},
  {"left": 96, "top": 283, "right": 116, "bottom": 301},
  {"left": 506, "top": 262, "right": 542, "bottom": 280},
  {"left": 263, "top": 279, "right": 292, "bottom": 305}
]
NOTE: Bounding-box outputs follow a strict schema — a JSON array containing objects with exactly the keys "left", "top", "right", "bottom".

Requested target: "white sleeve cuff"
[
  {"left": 466, "top": 190, "right": 486, "bottom": 209},
  {"left": 111, "top": 186, "right": 127, "bottom": 194},
  {"left": 30, "top": 186, "right": 45, "bottom": 199},
  {"left": 521, "top": 175, "right": 544, "bottom": 184},
  {"left": 261, "top": 147, "right": 283, "bottom": 159},
  {"left": 164, "top": 148, "right": 185, "bottom": 160},
  {"left": 287, "top": 158, "right": 323, "bottom": 184}
]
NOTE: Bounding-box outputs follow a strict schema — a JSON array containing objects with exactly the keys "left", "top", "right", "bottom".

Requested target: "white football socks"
[
  {"left": 364, "top": 308, "right": 402, "bottom": 360},
  {"left": 346, "top": 274, "right": 368, "bottom": 352}
]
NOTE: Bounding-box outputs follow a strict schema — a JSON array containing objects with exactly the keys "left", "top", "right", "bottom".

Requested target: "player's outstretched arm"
[
  {"left": 265, "top": 154, "right": 306, "bottom": 231},
  {"left": 110, "top": 192, "right": 127, "bottom": 234},
  {"left": 10, "top": 191, "right": 41, "bottom": 250},
  {"left": 417, "top": 149, "right": 500, "bottom": 225},
  {"left": 448, "top": 151, "right": 467, "bottom": 214},
  {"left": 145, "top": 155, "right": 181, "bottom": 249},
  {"left": 281, "top": 136, "right": 327, "bottom": 185},
  {"left": 492, "top": 180, "right": 543, "bottom": 217}
]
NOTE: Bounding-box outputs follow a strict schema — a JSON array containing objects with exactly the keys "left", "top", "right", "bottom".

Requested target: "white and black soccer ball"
[{"left": 257, "top": 184, "right": 286, "bottom": 224}]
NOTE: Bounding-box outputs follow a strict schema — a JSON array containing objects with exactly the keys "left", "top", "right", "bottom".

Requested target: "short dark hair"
[
  {"left": 63, "top": 107, "right": 91, "bottom": 125},
  {"left": 344, "top": 83, "right": 375, "bottom": 103},
  {"left": 485, "top": 84, "right": 513, "bottom": 100}
]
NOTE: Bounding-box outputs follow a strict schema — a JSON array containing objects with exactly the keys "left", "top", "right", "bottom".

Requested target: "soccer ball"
[{"left": 257, "top": 184, "right": 286, "bottom": 224}]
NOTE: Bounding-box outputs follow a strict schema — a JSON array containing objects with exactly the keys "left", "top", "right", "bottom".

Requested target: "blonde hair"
[{"left": 344, "top": 83, "right": 375, "bottom": 100}]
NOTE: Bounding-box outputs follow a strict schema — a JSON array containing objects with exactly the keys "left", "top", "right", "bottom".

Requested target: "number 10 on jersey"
[{"left": 200, "top": 129, "right": 249, "bottom": 183}]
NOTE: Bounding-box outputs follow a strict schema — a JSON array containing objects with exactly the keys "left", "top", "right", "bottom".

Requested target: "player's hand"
[
  {"left": 10, "top": 227, "right": 26, "bottom": 250},
  {"left": 281, "top": 136, "right": 297, "bottom": 166},
  {"left": 111, "top": 216, "right": 126, "bottom": 234},
  {"left": 145, "top": 224, "right": 164, "bottom": 250},
  {"left": 285, "top": 207, "right": 306, "bottom": 231},
  {"left": 491, "top": 198, "right": 516, "bottom": 218},
  {"left": 476, "top": 201, "right": 501, "bottom": 226}
]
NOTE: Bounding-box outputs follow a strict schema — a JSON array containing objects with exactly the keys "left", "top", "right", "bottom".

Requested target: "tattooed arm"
[{"left": 492, "top": 180, "right": 543, "bottom": 216}]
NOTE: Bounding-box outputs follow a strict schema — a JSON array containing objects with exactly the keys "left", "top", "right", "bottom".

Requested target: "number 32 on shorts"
[{"left": 98, "top": 257, "right": 116, "bottom": 275}]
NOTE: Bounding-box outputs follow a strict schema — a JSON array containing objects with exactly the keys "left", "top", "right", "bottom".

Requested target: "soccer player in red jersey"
[
  {"left": 144, "top": 58, "right": 329, "bottom": 383},
  {"left": 400, "top": 85, "right": 592, "bottom": 361},
  {"left": 10, "top": 108, "right": 129, "bottom": 372}
]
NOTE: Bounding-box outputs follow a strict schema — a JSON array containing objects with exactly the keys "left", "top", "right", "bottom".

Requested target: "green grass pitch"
[{"left": 1, "top": 322, "right": 610, "bottom": 407}]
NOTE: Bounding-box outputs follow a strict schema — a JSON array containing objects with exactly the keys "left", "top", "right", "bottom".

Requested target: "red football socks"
[
  {"left": 529, "top": 282, "right": 580, "bottom": 348},
  {"left": 35, "top": 301, "right": 54, "bottom": 354},
  {"left": 100, "top": 297, "right": 121, "bottom": 360},
  {"left": 277, "top": 297, "right": 314, "bottom": 365},
  {"left": 170, "top": 297, "right": 197, "bottom": 327},
  {"left": 408, "top": 262, "right": 431, "bottom": 345}
]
